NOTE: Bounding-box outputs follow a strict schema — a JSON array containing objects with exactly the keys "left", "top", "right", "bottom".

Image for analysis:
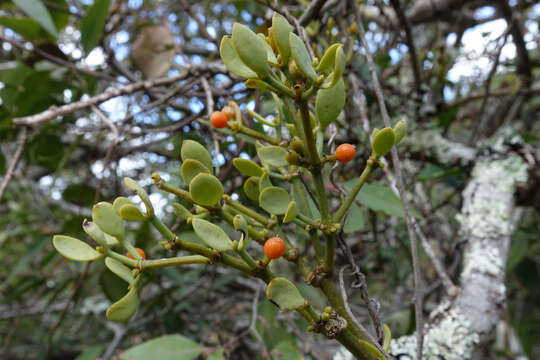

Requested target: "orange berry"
[
  {"left": 222, "top": 105, "right": 235, "bottom": 120},
  {"left": 210, "top": 111, "right": 228, "bottom": 128},
  {"left": 264, "top": 237, "right": 286, "bottom": 259},
  {"left": 335, "top": 143, "right": 356, "bottom": 163},
  {"left": 126, "top": 248, "right": 146, "bottom": 260}
]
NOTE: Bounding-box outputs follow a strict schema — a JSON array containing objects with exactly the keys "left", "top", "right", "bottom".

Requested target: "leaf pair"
[{"left": 180, "top": 140, "right": 223, "bottom": 206}]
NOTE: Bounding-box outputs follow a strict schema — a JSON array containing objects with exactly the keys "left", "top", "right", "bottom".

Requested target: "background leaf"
[{"left": 80, "top": 0, "right": 110, "bottom": 53}]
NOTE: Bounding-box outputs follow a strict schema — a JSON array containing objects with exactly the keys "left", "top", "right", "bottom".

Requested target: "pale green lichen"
[
  {"left": 456, "top": 156, "right": 527, "bottom": 240},
  {"left": 388, "top": 307, "right": 479, "bottom": 360}
]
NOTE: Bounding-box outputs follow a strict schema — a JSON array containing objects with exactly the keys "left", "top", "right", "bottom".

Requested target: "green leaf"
[
  {"left": 343, "top": 203, "right": 365, "bottom": 233},
  {"left": 507, "top": 231, "right": 530, "bottom": 271},
  {"left": 383, "top": 323, "right": 392, "bottom": 352},
  {"left": 257, "top": 145, "right": 288, "bottom": 168},
  {"left": 358, "top": 340, "right": 385, "bottom": 359},
  {"left": 181, "top": 159, "right": 210, "bottom": 184},
  {"left": 289, "top": 32, "right": 317, "bottom": 81},
  {"left": 189, "top": 173, "right": 223, "bottom": 206},
  {"left": 104, "top": 233, "right": 120, "bottom": 246},
  {"left": 266, "top": 277, "right": 306, "bottom": 311},
  {"left": 219, "top": 36, "right": 257, "bottom": 79},
  {"left": 232, "top": 23, "right": 270, "bottom": 77},
  {"left": 345, "top": 181, "right": 422, "bottom": 219},
  {"left": 92, "top": 202, "right": 125, "bottom": 239},
  {"left": 0, "top": 16, "right": 42, "bottom": 40},
  {"left": 172, "top": 202, "right": 192, "bottom": 221},
  {"left": 106, "top": 285, "right": 139, "bottom": 323},
  {"left": 53, "top": 235, "right": 104, "bottom": 262},
  {"left": 316, "top": 77, "right": 345, "bottom": 130},
  {"left": 322, "top": 45, "right": 346, "bottom": 89},
  {"left": 113, "top": 197, "right": 134, "bottom": 215},
  {"left": 83, "top": 220, "right": 108, "bottom": 247},
  {"left": 207, "top": 349, "right": 225, "bottom": 360},
  {"left": 393, "top": 119, "right": 407, "bottom": 144},
  {"left": 233, "top": 158, "right": 263, "bottom": 177},
  {"left": 13, "top": 0, "right": 57, "bottom": 37},
  {"left": 272, "top": 12, "right": 293, "bottom": 64},
  {"left": 258, "top": 172, "right": 273, "bottom": 192},
  {"left": 105, "top": 257, "right": 134, "bottom": 284},
  {"left": 180, "top": 140, "right": 213, "bottom": 173},
  {"left": 257, "top": 33, "right": 278, "bottom": 65},
  {"left": 259, "top": 186, "right": 291, "bottom": 215},
  {"left": 80, "top": 0, "right": 110, "bottom": 53},
  {"left": 119, "top": 204, "right": 146, "bottom": 221},
  {"left": 372, "top": 127, "right": 395, "bottom": 157},
  {"left": 243, "top": 176, "right": 260, "bottom": 202},
  {"left": 191, "top": 218, "right": 233, "bottom": 252},
  {"left": 124, "top": 177, "right": 154, "bottom": 217},
  {"left": 119, "top": 334, "right": 203, "bottom": 360},
  {"left": 316, "top": 43, "right": 340, "bottom": 74},
  {"left": 283, "top": 201, "right": 298, "bottom": 223}
]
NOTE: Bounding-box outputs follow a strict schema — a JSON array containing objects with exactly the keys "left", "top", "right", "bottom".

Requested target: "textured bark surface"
[{"left": 335, "top": 154, "right": 528, "bottom": 360}]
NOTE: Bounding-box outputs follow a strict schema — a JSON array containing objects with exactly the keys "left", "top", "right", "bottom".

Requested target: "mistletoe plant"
[{"left": 52, "top": 13, "right": 406, "bottom": 359}]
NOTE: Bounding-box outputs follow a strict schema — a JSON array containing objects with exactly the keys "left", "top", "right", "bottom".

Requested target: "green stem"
[
  {"left": 156, "top": 180, "right": 194, "bottom": 204},
  {"left": 105, "top": 250, "right": 138, "bottom": 267},
  {"left": 149, "top": 215, "right": 252, "bottom": 274},
  {"left": 238, "top": 249, "right": 258, "bottom": 270},
  {"left": 224, "top": 196, "right": 269, "bottom": 226},
  {"left": 219, "top": 208, "right": 265, "bottom": 243},
  {"left": 298, "top": 100, "right": 321, "bottom": 165},
  {"left": 122, "top": 239, "right": 142, "bottom": 260},
  {"left": 336, "top": 328, "right": 379, "bottom": 360},
  {"left": 141, "top": 255, "right": 210, "bottom": 269},
  {"left": 332, "top": 162, "right": 376, "bottom": 223},
  {"left": 292, "top": 178, "right": 324, "bottom": 261},
  {"left": 325, "top": 233, "right": 336, "bottom": 275},
  {"left": 237, "top": 124, "right": 281, "bottom": 146},
  {"left": 265, "top": 74, "right": 295, "bottom": 98}
]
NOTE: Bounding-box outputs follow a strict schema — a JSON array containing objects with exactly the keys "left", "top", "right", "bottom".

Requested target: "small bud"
[
  {"left": 286, "top": 150, "right": 301, "bottom": 165},
  {"left": 321, "top": 312, "right": 330, "bottom": 321},
  {"left": 324, "top": 306, "right": 332, "bottom": 314},
  {"left": 290, "top": 137, "right": 305, "bottom": 155}
]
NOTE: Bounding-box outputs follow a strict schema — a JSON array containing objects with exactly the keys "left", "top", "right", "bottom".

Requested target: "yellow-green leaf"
[
  {"left": 259, "top": 186, "right": 291, "bottom": 215},
  {"left": 316, "top": 43, "right": 341, "bottom": 74},
  {"left": 220, "top": 35, "right": 257, "bottom": 79},
  {"left": 316, "top": 77, "right": 345, "bottom": 130},
  {"left": 105, "top": 257, "right": 134, "bottom": 285},
  {"left": 172, "top": 202, "right": 192, "bottom": 221},
  {"left": 257, "top": 145, "right": 288, "bottom": 168},
  {"left": 232, "top": 23, "right": 270, "bottom": 77},
  {"left": 383, "top": 323, "right": 392, "bottom": 352},
  {"left": 192, "top": 218, "right": 233, "bottom": 251},
  {"left": 258, "top": 172, "right": 273, "bottom": 192},
  {"left": 233, "top": 158, "right": 263, "bottom": 177},
  {"left": 119, "top": 204, "right": 146, "bottom": 221},
  {"left": 106, "top": 286, "right": 139, "bottom": 323},
  {"left": 181, "top": 159, "right": 210, "bottom": 184},
  {"left": 358, "top": 340, "right": 385, "bottom": 360},
  {"left": 92, "top": 202, "right": 125, "bottom": 240},
  {"left": 289, "top": 32, "right": 317, "bottom": 81},
  {"left": 322, "top": 45, "right": 346, "bottom": 89},
  {"left": 266, "top": 277, "right": 306, "bottom": 311},
  {"left": 124, "top": 177, "right": 153, "bottom": 217},
  {"left": 243, "top": 176, "right": 260, "bottom": 202},
  {"left": 189, "top": 173, "right": 223, "bottom": 206},
  {"left": 283, "top": 201, "right": 298, "bottom": 223},
  {"left": 372, "top": 127, "right": 395, "bottom": 157},
  {"left": 272, "top": 13, "right": 293, "bottom": 64},
  {"left": 83, "top": 220, "right": 107, "bottom": 247},
  {"left": 53, "top": 235, "right": 104, "bottom": 262},
  {"left": 113, "top": 197, "right": 134, "bottom": 215},
  {"left": 393, "top": 119, "right": 407, "bottom": 144},
  {"left": 257, "top": 33, "right": 278, "bottom": 65},
  {"left": 181, "top": 140, "right": 213, "bottom": 173}
]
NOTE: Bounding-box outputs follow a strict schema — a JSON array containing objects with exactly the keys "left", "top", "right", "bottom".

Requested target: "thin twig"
[
  {"left": 200, "top": 76, "right": 221, "bottom": 176},
  {"left": 0, "top": 128, "right": 29, "bottom": 202},
  {"left": 350, "top": 1, "right": 424, "bottom": 358}
]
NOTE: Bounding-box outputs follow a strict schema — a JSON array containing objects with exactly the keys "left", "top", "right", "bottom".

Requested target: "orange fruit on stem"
[
  {"left": 264, "top": 237, "right": 285, "bottom": 259},
  {"left": 126, "top": 248, "right": 146, "bottom": 260},
  {"left": 222, "top": 105, "right": 235, "bottom": 120},
  {"left": 335, "top": 143, "right": 355, "bottom": 163},
  {"left": 210, "top": 111, "right": 228, "bottom": 128}
]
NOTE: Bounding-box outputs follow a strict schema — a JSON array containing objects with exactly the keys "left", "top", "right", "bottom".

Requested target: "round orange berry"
[
  {"left": 335, "top": 143, "right": 356, "bottom": 163},
  {"left": 222, "top": 105, "right": 235, "bottom": 120},
  {"left": 210, "top": 111, "right": 228, "bottom": 128},
  {"left": 264, "top": 237, "right": 286, "bottom": 259},
  {"left": 126, "top": 248, "right": 146, "bottom": 260}
]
